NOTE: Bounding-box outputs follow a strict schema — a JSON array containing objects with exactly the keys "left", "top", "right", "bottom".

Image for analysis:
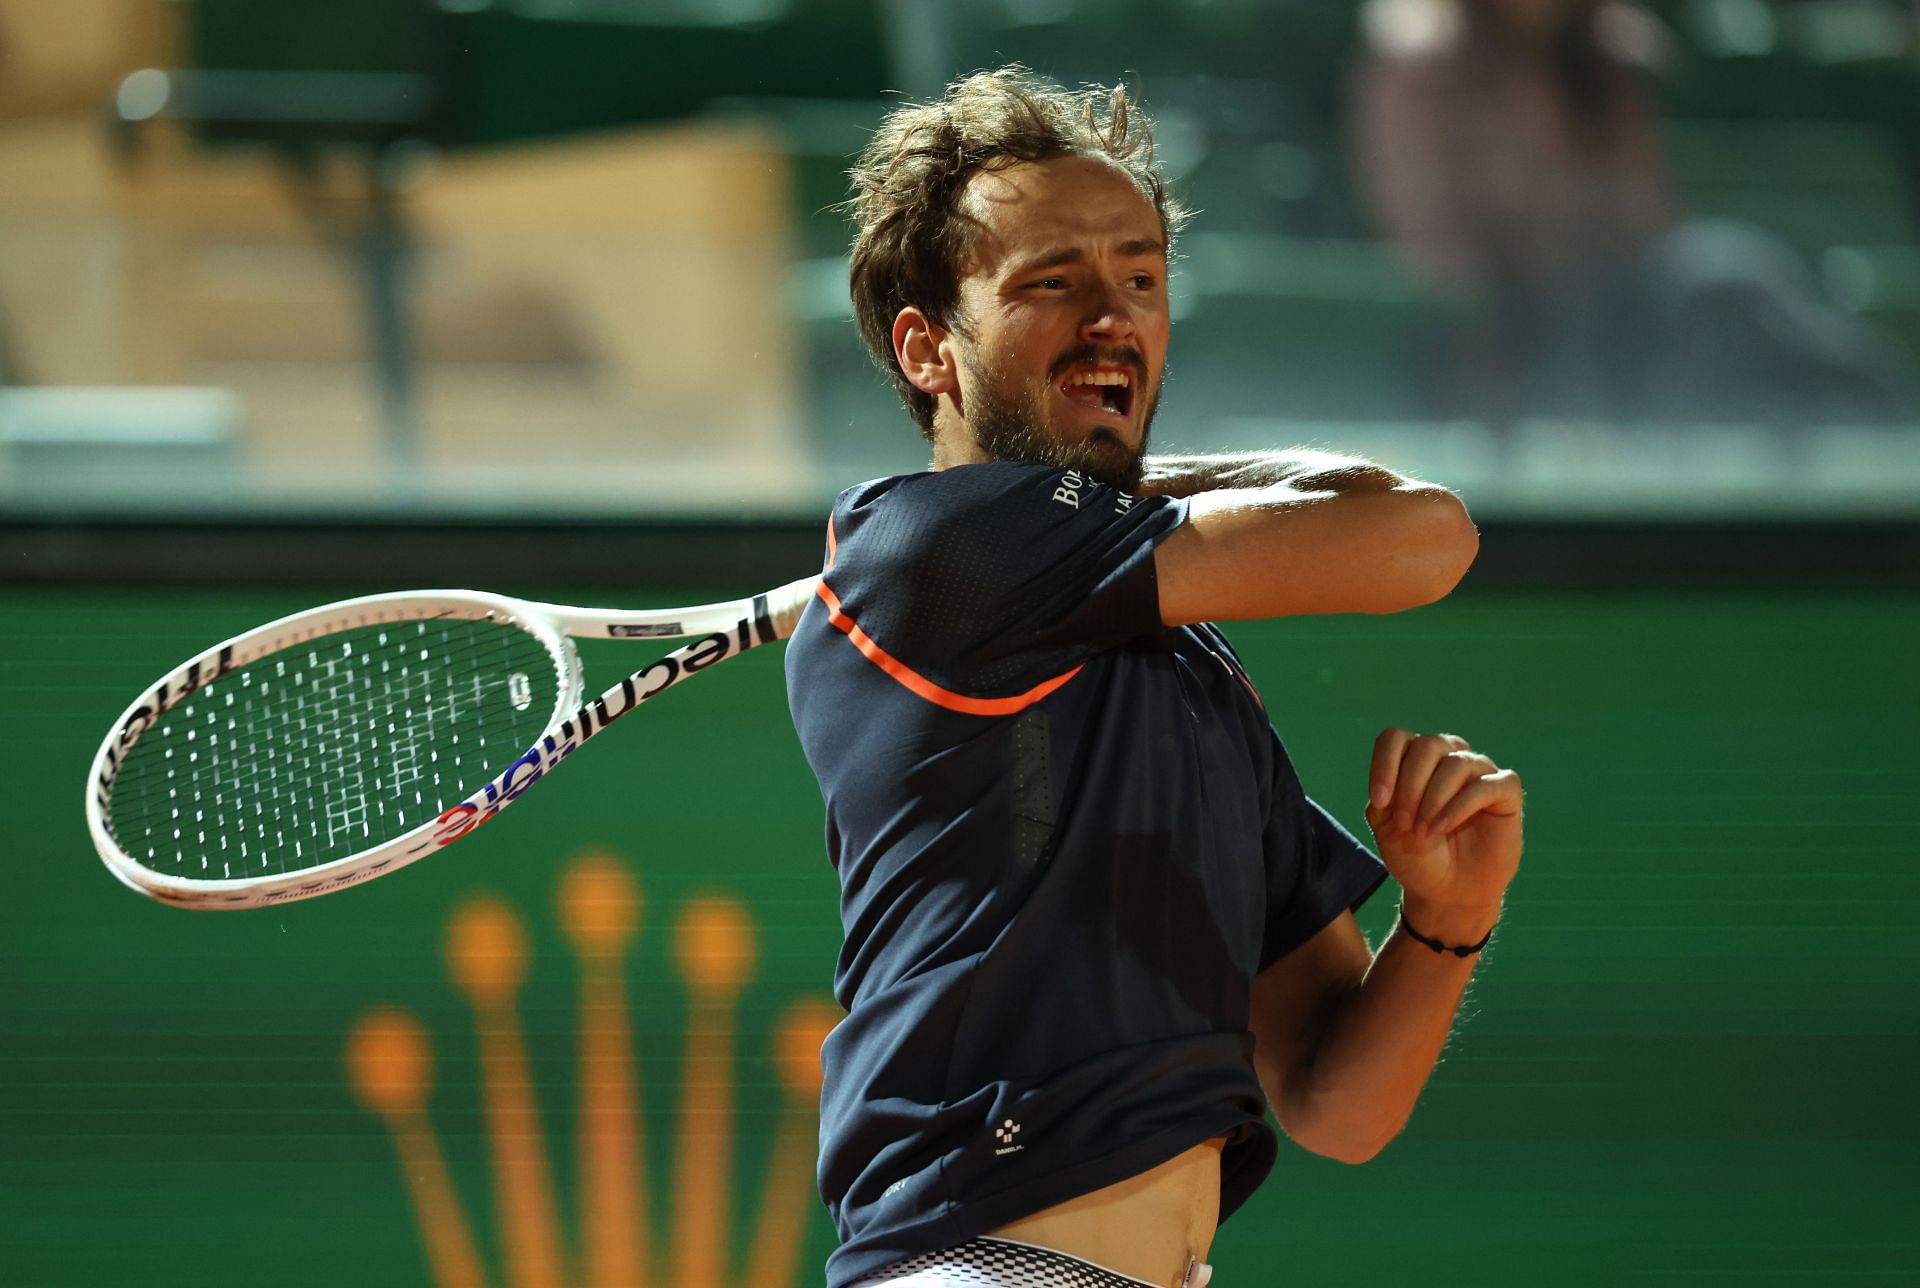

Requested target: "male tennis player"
[{"left": 785, "top": 67, "right": 1523, "bottom": 1288}]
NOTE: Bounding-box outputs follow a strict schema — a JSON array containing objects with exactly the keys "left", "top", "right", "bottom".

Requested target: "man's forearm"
[
  {"left": 1137, "top": 449, "right": 1427, "bottom": 499},
  {"left": 1288, "top": 897, "right": 1503, "bottom": 1164}
]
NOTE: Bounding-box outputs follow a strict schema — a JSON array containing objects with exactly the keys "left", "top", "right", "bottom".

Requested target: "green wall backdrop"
[{"left": 4, "top": 585, "right": 1915, "bottom": 1285}]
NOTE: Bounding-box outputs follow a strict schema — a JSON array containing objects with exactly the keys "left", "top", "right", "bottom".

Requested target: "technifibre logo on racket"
[
  {"left": 343, "top": 852, "right": 839, "bottom": 1288},
  {"left": 93, "top": 643, "right": 236, "bottom": 807},
  {"left": 431, "top": 626, "right": 749, "bottom": 847}
]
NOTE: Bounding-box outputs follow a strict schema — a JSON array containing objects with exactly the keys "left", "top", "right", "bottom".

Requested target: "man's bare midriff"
[{"left": 986, "top": 1136, "right": 1225, "bottom": 1287}]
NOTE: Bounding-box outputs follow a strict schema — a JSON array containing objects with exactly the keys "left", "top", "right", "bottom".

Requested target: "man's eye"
[
  {"left": 1029, "top": 277, "right": 1069, "bottom": 290},
  {"left": 1128, "top": 274, "right": 1158, "bottom": 290}
]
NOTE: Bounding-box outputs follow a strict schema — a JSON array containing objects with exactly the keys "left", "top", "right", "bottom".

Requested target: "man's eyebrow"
[
  {"left": 1007, "top": 238, "right": 1168, "bottom": 276},
  {"left": 1010, "top": 247, "right": 1087, "bottom": 275},
  {"left": 1115, "top": 237, "right": 1168, "bottom": 260}
]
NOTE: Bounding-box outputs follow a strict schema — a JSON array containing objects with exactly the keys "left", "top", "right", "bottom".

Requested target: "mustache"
[{"left": 1047, "top": 344, "right": 1146, "bottom": 384}]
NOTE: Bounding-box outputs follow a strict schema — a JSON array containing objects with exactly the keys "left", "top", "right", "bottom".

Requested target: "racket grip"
[{"left": 766, "top": 577, "right": 822, "bottom": 640}]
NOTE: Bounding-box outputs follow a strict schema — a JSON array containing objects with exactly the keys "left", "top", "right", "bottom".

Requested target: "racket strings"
[
  {"left": 111, "top": 624, "right": 555, "bottom": 876},
  {"left": 105, "top": 626, "right": 522, "bottom": 819},
  {"left": 106, "top": 616, "right": 563, "bottom": 880},
  {"left": 111, "top": 623, "right": 547, "bottom": 846},
  {"left": 107, "top": 619, "right": 553, "bottom": 810}
]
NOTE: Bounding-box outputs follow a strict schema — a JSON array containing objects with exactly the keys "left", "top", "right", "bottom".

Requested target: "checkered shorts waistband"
[{"left": 852, "top": 1236, "right": 1163, "bottom": 1287}]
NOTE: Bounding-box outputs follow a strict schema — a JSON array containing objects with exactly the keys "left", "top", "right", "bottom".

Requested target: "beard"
[{"left": 962, "top": 344, "right": 1159, "bottom": 494}]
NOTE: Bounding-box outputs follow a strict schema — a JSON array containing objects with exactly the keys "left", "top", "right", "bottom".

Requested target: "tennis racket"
[{"left": 86, "top": 578, "right": 819, "bottom": 909}]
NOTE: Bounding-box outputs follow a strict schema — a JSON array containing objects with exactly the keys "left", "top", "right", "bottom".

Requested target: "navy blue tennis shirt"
[{"left": 785, "top": 461, "right": 1388, "bottom": 1287}]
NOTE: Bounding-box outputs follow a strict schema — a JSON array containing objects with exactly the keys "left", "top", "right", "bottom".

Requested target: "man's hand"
[
  {"left": 1251, "top": 729, "right": 1521, "bottom": 1163},
  {"left": 1364, "top": 729, "right": 1522, "bottom": 941}
]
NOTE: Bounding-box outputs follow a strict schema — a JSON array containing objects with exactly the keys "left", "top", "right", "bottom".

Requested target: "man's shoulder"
[
  {"left": 835, "top": 461, "right": 1075, "bottom": 514},
  {"left": 833, "top": 462, "right": 1153, "bottom": 536}
]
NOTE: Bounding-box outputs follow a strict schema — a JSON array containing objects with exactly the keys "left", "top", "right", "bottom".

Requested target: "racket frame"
[{"left": 86, "top": 581, "right": 813, "bottom": 909}]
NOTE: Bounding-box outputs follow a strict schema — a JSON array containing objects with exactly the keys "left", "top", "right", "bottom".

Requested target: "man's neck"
[{"left": 930, "top": 421, "right": 988, "bottom": 472}]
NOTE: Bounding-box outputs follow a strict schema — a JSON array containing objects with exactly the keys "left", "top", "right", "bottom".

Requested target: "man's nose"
[{"left": 1079, "top": 285, "right": 1136, "bottom": 342}]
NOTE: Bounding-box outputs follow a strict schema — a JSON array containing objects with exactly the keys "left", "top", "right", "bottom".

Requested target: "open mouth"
[{"left": 1060, "top": 366, "right": 1135, "bottom": 419}]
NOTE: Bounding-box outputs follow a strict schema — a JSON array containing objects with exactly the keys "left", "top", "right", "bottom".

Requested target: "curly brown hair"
[{"left": 847, "top": 65, "right": 1188, "bottom": 439}]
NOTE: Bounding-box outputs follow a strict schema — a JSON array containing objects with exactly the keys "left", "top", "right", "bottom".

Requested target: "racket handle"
[{"left": 766, "top": 577, "right": 822, "bottom": 640}]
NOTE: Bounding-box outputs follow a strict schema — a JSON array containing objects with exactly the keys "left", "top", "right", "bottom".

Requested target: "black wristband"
[{"left": 1397, "top": 902, "right": 1495, "bottom": 957}]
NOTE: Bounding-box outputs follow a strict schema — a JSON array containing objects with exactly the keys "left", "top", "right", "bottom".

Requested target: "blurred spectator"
[{"left": 1353, "top": 0, "right": 1913, "bottom": 428}]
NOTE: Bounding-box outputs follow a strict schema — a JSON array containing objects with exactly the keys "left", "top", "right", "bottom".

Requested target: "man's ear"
[{"left": 892, "top": 307, "right": 959, "bottom": 399}]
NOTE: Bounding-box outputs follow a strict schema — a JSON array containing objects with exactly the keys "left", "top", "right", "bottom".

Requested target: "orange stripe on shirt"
[{"left": 817, "top": 516, "right": 1082, "bottom": 717}]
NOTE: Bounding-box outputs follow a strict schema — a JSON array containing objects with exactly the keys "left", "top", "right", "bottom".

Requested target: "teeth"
[{"left": 1066, "top": 371, "right": 1129, "bottom": 387}]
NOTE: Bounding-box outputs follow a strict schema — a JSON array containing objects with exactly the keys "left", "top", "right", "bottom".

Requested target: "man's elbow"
[
  {"left": 1383, "top": 487, "right": 1478, "bottom": 611},
  {"left": 1317, "top": 1133, "right": 1392, "bottom": 1166},
  {"left": 1293, "top": 1118, "right": 1397, "bottom": 1165},
  {"left": 1280, "top": 1101, "right": 1400, "bottom": 1166}
]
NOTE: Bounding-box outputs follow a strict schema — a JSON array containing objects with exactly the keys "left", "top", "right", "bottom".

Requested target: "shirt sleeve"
[
  {"left": 1259, "top": 750, "right": 1390, "bottom": 971},
  {"left": 822, "top": 462, "right": 1188, "bottom": 699}
]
